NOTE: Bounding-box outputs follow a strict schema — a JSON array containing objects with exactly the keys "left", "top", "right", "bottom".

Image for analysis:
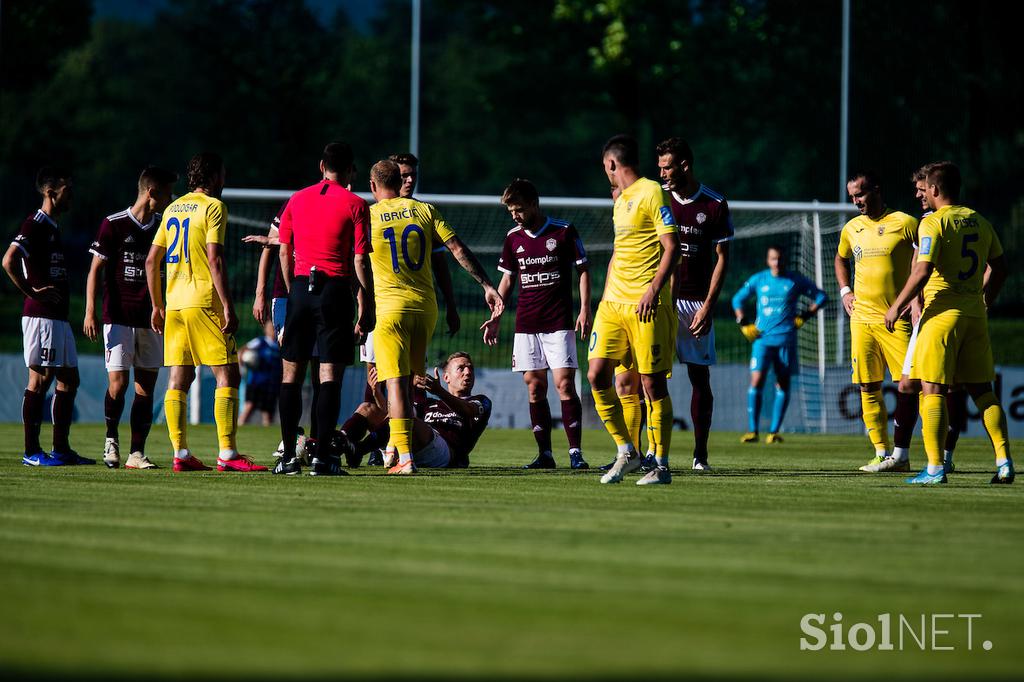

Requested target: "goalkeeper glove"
[
  {"left": 794, "top": 310, "right": 815, "bottom": 329},
  {"left": 739, "top": 323, "right": 761, "bottom": 342}
]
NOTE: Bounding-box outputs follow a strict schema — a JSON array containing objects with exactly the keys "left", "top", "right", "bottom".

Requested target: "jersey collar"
[
  {"left": 671, "top": 183, "right": 705, "bottom": 205},
  {"left": 524, "top": 217, "right": 552, "bottom": 239},
  {"left": 126, "top": 208, "right": 157, "bottom": 231},
  {"left": 35, "top": 210, "right": 57, "bottom": 227}
]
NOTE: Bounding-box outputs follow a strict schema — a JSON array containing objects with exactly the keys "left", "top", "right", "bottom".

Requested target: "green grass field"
[{"left": 1, "top": 423, "right": 1021, "bottom": 680}]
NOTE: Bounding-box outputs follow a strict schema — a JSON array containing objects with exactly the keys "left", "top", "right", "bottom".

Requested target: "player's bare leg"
[{"left": 590, "top": 357, "right": 642, "bottom": 484}]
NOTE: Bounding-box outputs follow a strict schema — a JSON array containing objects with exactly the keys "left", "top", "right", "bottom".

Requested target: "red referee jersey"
[{"left": 278, "top": 180, "right": 371, "bottom": 278}]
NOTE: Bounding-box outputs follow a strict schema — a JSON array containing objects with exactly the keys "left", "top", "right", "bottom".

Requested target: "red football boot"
[
  {"left": 217, "top": 454, "right": 269, "bottom": 472},
  {"left": 173, "top": 455, "right": 212, "bottom": 472}
]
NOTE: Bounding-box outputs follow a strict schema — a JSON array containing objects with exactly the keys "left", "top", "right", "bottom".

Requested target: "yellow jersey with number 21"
[{"left": 152, "top": 191, "right": 227, "bottom": 311}]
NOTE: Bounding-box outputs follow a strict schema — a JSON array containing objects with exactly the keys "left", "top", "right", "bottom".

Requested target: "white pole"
[
  {"left": 410, "top": 0, "right": 421, "bottom": 158},
  {"left": 839, "top": 0, "right": 850, "bottom": 202},
  {"left": 812, "top": 204, "right": 827, "bottom": 433},
  {"left": 189, "top": 367, "right": 201, "bottom": 425}
]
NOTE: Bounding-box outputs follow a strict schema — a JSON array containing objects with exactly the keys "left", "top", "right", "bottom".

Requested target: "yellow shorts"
[
  {"left": 911, "top": 310, "right": 994, "bottom": 385},
  {"left": 850, "top": 320, "right": 910, "bottom": 384},
  {"left": 589, "top": 300, "right": 674, "bottom": 375},
  {"left": 164, "top": 308, "right": 238, "bottom": 367},
  {"left": 374, "top": 310, "right": 437, "bottom": 381}
]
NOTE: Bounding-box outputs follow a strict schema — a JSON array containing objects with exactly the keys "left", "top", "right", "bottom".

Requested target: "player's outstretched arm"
[
  {"left": 207, "top": 242, "right": 237, "bottom": 335},
  {"left": 145, "top": 243, "right": 166, "bottom": 333},
  {"left": 885, "top": 260, "right": 932, "bottom": 332},
  {"left": 834, "top": 253, "right": 856, "bottom": 316},
  {"left": 83, "top": 255, "right": 105, "bottom": 341},
  {"left": 984, "top": 255, "right": 1007, "bottom": 308},
  {"left": 482, "top": 272, "right": 514, "bottom": 346},
  {"left": 444, "top": 236, "right": 504, "bottom": 318},
  {"left": 432, "top": 250, "right": 460, "bottom": 336}
]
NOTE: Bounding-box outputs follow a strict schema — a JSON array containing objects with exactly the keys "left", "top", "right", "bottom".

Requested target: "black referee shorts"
[{"left": 281, "top": 276, "right": 355, "bottom": 365}]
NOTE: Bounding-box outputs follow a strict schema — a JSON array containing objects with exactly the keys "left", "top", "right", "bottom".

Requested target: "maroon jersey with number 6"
[
  {"left": 89, "top": 209, "right": 159, "bottom": 327},
  {"left": 497, "top": 218, "right": 588, "bottom": 334},
  {"left": 669, "top": 184, "right": 734, "bottom": 302},
  {"left": 11, "top": 210, "right": 70, "bottom": 321}
]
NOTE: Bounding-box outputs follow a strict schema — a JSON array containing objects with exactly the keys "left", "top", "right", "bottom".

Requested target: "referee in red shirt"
[{"left": 275, "top": 142, "right": 374, "bottom": 476}]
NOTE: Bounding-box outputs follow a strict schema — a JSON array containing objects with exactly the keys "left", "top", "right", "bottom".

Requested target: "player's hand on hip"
[
  {"left": 151, "top": 307, "right": 165, "bottom": 334},
  {"left": 446, "top": 307, "right": 461, "bottom": 336},
  {"left": 842, "top": 292, "right": 856, "bottom": 317},
  {"left": 83, "top": 313, "right": 100, "bottom": 342},
  {"left": 31, "top": 285, "right": 61, "bottom": 303},
  {"left": 689, "top": 303, "right": 712, "bottom": 337}
]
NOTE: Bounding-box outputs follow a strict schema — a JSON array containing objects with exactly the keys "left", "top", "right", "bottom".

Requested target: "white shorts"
[
  {"left": 360, "top": 330, "right": 375, "bottom": 364},
  {"left": 901, "top": 321, "right": 919, "bottom": 378},
  {"left": 675, "top": 299, "right": 716, "bottom": 365},
  {"left": 104, "top": 324, "right": 163, "bottom": 371},
  {"left": 414, "top": 428, "right": 451, "bottom": 468},
  {"left": 22, "top": 316, "right": 78, "bottom": 368},
  {"left": 512, "top": 330, "right": 578, "bottom": 372}
]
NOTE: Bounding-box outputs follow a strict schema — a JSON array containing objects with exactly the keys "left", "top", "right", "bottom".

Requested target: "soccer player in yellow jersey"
[
  {"left": 885, "top": 161, "right": 1012, "bottom": 485},
  {"left": 589, "top": 135, "right": 680, "bottom": 485},
  {"left": 835, "top": 171, "right": 918, "bottom": 473},
  {"left": 145, "top": 152, "right": 266, "bottom": 473},
  {"left": 365, "top": 160, "right": 502, "bottom": 475}
]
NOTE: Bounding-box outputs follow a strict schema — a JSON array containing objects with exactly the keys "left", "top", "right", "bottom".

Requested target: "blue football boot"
[
  {"left": 905, "top": 467, "right": 947, "bottom": 485},
  {"left": 990, "top": 460, "right": 1015, "bottom": 485},
  {"left": 23, "top": 451, "right": 66, "bottom": 467},
  {"left": 51, "top": 449, "right": 96, "bottom": 465}
]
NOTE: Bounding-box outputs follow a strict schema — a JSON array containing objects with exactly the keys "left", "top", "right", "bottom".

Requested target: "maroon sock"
[
  {"left": 104, "top": 390, "right": 125, "bottom": 441},
  {"left": 893, "top": 391, "right": 919, "bottom": 450},
  {"left": 529, "top": 400, "right": 553, "bottom": 455},
  {"left": 560, "top": 397, "right": 582, "bottom": 451},
  {"left": 129, "top": 393, "right": 154, "bottom": 454},
  {"left": 687, "top": 365, "right": 713, "bottom": 462},
  {"left": 23, "top": 389, "right": 44, "bottom": 454},
  {"left": 52, "top": 389, "right": 76, "bottom": 452},
  {"left": 945, "top": 389, "right": 968, "bottom": 451},
  {"left": 356, "top": 423, "right": 389, "bottom": 456},
  {"left": 341, "top": 412, "right": 371, "bottom": 442}
]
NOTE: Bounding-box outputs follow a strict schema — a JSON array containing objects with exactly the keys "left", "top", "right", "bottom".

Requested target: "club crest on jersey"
[
  {"left": 853, "top": 245, "right": 863, "bottom": 263},
  {"left": 877, "top": 225, "right": 885, "bottom": 236},
  {"left": 545, "top": 238, "right": 557, "bottom": 252},
  {"left": 696, "top": 212, "right": 707, "bottom": 225},
  {"left": 627, "top": 201, "right": 635, "bottom": 212}
]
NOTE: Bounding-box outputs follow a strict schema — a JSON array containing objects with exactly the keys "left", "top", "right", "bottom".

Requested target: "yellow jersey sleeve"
[
  {"left": 903, "top": 214, "right": 919, "bottom": 244},
  {"left": 837, "top": 224, "right": 852, "bottom": 258},
  {"left": 205, "top": 200, "right": 226, "bottom": 245},
  {"left": 153, "top": 216, "right": 169, "bottom": 248},
  {"left": 429, "top": 204, "right": 456, "bottom": 245},
  {"left": 916, "top": 214, "right": 941, "bottom": 265},
  {"left": 642, "top": 183, "right": 677, "bottom": 236}
]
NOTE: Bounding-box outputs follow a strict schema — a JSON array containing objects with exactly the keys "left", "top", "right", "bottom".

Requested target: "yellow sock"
[
  {"left": 214, "top": 387, "right": 238, "bottom": 452},
  {"left": 860, "top": 389, "right": 891, "bottom": 453},
  {"left": 165, "top": 389, "right": 188, "bottom": 452},
  {"left": 619, "top": 392, "right": 643, "bottom": 450},
  {"left": 647, "top": 395, "right": 672, "bottom": 467},
  {"left": 390, "top": 418, "right": 413, "bottom": 464},
  {"left": 974, "top": 392, "right": 1010, "bottom": 463},
  {"left": 920, "top": 394, "right": 947, "bottom": 467},
  {"left": 593, "top": 386, "right": 632, "bottom": 449}
]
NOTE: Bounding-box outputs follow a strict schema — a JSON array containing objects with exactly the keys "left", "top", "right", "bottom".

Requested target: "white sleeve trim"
[
  {"left": 497, "top": 265, "right": 513, "bottom": 275},
  {"left": 88, "top": 249, "right": 108, "bottom": 260},
  {"left": 11, "top": 242, "right": 28, "bottom": 256}
]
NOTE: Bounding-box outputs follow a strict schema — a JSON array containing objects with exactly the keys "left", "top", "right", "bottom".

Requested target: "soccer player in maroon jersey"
[
  {"left": 658, "top": 137, "right": 732, "bottom": 471},
  {"left": 274, "top": 142, "right": 374, "bottom": 476},
  {"left": 84, "top": 166, "right": 177, "bottom": 468},
  {"left": 3, "top": 167, "right": 92, "bottom": 466},
  {"left": 338, "top": 352, "right": 491, "bottom": 469},
  {"left": 481, "top": 178, "right": 591, "bottom": 469}
]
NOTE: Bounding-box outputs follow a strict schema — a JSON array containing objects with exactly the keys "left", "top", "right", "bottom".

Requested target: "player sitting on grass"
[
  {"left": 336, "top": 352, "right": 492, "bottom": 469},
  {"left": 732, "top": 245, "right": 826, "bottom": 443}
]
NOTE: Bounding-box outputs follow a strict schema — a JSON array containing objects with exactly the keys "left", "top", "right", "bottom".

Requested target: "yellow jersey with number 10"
[
  {"left": 917, "top": 205, "right": 1002, "bottom": 318},
  {"left": 152, "top": 191, "right": 226, "bottom": 311},
  {"left": 836, "top": 209, "right": 917, "bottom": 324},
  {"left": 602, "top": 177, "right": 677, "bottom": 306},
  {"left": 370, "top": 196, "right": 455, "bottom": 315}
]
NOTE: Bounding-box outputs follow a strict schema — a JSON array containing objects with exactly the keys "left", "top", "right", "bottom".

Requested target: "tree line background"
[{"left": 1, "top": 0, "right": 1021, "bottom": 344}]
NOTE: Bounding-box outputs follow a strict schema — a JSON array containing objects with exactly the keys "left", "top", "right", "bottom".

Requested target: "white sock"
[
  {"left": 569, "top": 448, "right": 581, "bottom": 456},
  {"left": 616, "top": 443, "right": 634, "bottom": 456},
  {"left": 943, "top": 449, "right": 954, "bottom": 464},
  {"left": 996, "top": 457, "right": 1010, "bottom": 468},
  {"left": 656, "top": 455, "right": 669, "bottom": 468},
  {"left": 926, "top": 464, "right": 944, "bottom": 475},
  {"left": 893, "top": 447, "right": 909, "bottom": 462},
  {"left": 876, "top": 449, "right": 888, "bottom": 458},
  {"left": 174, "top": 449, "right": 191, "bottom": 460},
  {"left": 218, "top": 449, "right": 237, "bottom": 461}
]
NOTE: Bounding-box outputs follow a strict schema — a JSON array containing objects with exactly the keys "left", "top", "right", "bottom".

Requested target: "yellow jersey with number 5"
[
  {"left": 152, "top": 191, "right": 226, "bottom": 311},
  {"left": 917, "top": 205, "right": 1002, "bottom": 318},
  {"left": 369, "top": 196, "right": 455, "bottom": 315},
  {"left": 603, "top": 177, "right": 677, "bottom": 306}
]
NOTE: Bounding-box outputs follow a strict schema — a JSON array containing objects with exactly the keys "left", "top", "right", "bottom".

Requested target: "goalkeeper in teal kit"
[{"left": 731, "top": 246, "right": 827, "bottom": 443}]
